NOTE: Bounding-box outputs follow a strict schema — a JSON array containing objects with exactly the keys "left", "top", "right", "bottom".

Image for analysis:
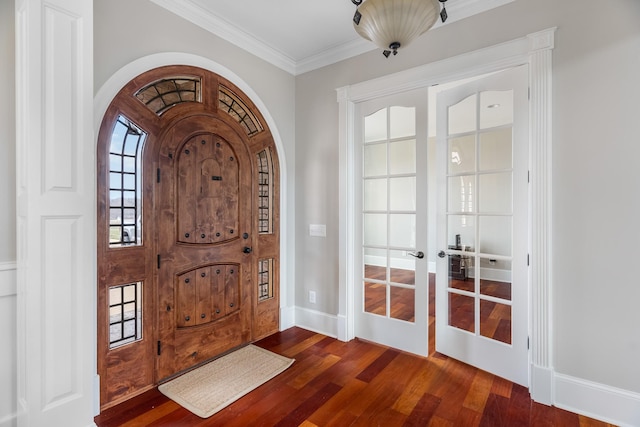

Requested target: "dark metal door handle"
[
  {"left": 243, "top": 246, "right": 252, "bottom": 254},
  {"left": 438, "top": 250, "right": 446, "bottom": 258},
  {"left": 408, "top": 251, "right": 424, "bottom": 259}
]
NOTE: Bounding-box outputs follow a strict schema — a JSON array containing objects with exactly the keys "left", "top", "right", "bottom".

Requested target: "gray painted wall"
[
  {"left": 0, "top": 0, "right": 16, "bottom": 264},
  {"left": 294, "top": 0, "right": 640, "bottom": 394}
]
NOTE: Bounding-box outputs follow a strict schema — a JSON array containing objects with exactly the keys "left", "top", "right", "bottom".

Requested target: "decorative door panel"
[
  {"left": 176, "top": 264, "right": 240, "bottom": 328},
  {"left": 177, "top": 134, "right": 240, "bottom": 244}
]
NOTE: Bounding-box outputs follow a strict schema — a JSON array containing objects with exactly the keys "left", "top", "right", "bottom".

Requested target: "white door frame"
[{"left": 337, "top": 27, "right": 555, "bottom": 403}]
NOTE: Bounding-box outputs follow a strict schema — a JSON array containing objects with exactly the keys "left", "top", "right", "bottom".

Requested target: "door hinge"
[
  {"left": 528, "top": 87, "right": 531, "bottom": 100},
  {"left": 157, "top": 168, "right": 161, "bottom": 183},
  {"left": 157, "top": 254, "right": 161, "bottom": 269},
  {"left": 527, "top": 254, "right": 530, "bottom": 266},
  {"left": 527, "top": 336, "right": 530, "bottom": 350},
  {"left": 157, "top": 340, "right": 162, "bottom": 356},
  {"left": 528, "top": 170, "right": 530, "bottom": 183}
]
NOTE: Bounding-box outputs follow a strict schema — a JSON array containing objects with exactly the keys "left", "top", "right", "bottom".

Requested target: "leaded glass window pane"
[{"left": 109, "top": 115, "right": 146, "bottom": 247}]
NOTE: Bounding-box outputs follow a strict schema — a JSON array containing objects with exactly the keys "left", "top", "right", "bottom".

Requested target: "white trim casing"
[
  {"left": 337, "top": 26, "right": 555, "bottom": 404},
  {"left": 527, "top": 28, "right": 555, "bottom": 405}
]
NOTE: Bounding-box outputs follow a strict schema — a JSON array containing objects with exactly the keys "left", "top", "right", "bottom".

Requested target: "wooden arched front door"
[{"left": 97, "top": 66, "right": 280, "bottom": 409}]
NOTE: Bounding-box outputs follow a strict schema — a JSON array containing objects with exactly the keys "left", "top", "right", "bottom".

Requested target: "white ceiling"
[{"left": 151, "top": 0, "right": 515, "bottom": 75}]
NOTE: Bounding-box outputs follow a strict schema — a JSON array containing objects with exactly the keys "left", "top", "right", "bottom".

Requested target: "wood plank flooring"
[{"left": 95, "top": 326, "right": 615, "bottom": 426}]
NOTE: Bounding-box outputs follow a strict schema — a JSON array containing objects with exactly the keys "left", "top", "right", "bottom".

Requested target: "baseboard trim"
[
  {"left": 554, "top": 373, "right": 640, "bottom": 427},
  {"left": 280, "top": 305, "right": 296, "bottom": 331},
  {"left": 531, "top": 363, "right": 553, "bottom": 405},
  {"left": 294, "top": 307, "right": 338, "bottom": 338}
]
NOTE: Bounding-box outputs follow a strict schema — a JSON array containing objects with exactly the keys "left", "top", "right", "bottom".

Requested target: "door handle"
[
  {"left": 408, "top": 251, "right": 424, "bottom": 259},
  {"left": 438, "top": 250, "right": 446, "bottom": 258},
  {"left": 242, "top": 246, "right": 252, "bottom": 254}
]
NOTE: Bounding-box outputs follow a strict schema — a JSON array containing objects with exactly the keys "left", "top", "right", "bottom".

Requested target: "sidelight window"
[
  {"left": 257, "top": 149, "right": 274, "bottom": 234},
  {"left": 258, "top": 258, "right": 274, "bottom": 302},
  {"left": 108, "top": 115, "right": 146, "bottom": 247},
  {"left": 109, "top": 282, "right": 143, "bottom": 349}
]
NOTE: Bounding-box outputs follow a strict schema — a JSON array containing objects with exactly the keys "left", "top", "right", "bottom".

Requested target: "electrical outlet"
[{"left": 309, "top": 290, "right": 316, "bottom": 304}]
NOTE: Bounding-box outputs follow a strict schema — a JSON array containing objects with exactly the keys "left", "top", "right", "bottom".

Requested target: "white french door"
[
  {"left": 435, "top": 65, "right": 529, "bottom": 385},
  {"left": 354, "top": 89, "right": 429, "bottom": 356}
]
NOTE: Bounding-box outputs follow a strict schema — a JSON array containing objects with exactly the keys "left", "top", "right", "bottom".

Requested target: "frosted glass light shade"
[{"left": 354, "top": 0, "right": 441, "bottom": 54}]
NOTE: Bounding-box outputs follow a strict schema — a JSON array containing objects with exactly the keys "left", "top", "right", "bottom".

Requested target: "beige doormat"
[{"left": 158, "top": 345, "right": 294, "bottom": 418}]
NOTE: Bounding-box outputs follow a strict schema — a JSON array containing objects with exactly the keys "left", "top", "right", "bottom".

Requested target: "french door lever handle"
[{"left": 408, "top": 251, "right": 424, "bottom": 259}]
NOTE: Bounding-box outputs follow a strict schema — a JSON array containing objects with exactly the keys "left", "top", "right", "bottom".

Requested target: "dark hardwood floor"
[{"left": 95, "top": 325, "right": 615, "bottom": 426}]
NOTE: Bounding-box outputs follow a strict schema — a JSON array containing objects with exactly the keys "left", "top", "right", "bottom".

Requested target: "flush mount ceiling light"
[{"left": 352, "top": 0, "right": 449, "bottom": 57}]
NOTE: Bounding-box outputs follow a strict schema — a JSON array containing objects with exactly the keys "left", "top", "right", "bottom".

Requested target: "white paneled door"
[
  {"left": 435, "top": 65, "right": 529, "bottom": 386},
  {"left": 16, "top": 0, "right": 96, "bottom": 426},
  {"left": 354, "top": 89, "right": 429, "bottom": 356}
]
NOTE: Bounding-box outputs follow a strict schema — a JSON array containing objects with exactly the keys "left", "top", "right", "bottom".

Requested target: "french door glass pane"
[
  {"left": 365, "top": 282, "right": 387, "bottom": 316},
  {"left": 448, "top": 135, "right": 476, "bottom": 174},
  {"left": 364, "top": 143, "right": 387, "bottom": 177},
  {"left": 479, "top": 215, "right": 511, "bottom": 256},
  {"left": 389, "top": 139, "right": 416, "bottom": 174},
  {"left": 364, "top": 108, "right": 387, "bottom": 142},
  {"left": 390, "top": 286, "right": 415, "bottom": 322},
  {"left": 364, "top": 178, "right": 387, "bottom": 211},
  {"left": 479, "top": 128, "right": 512, "bottom": 170},
  {"left": 389, "top": 214, "right": 416, "bottom": 248},
  {"left": 389, "top": 177, "right": 416, "bottom": 210},
  {"left": 480, "top": 299, "right": 512, "bottom": 344},
  {"left": 364, "top": 214, "right": 387, "bottom": 246},
  {"left": 449, "top": 293, "right": 475, "bottom": 333},
  {"left": 448, "top": 94, "right": 476, "bottom": 134},
  {"left": 390, "top": 106, "right": 416, "bottom": 139},
  {"left": 479, "top": 172, "right": 512, "bottom": 213},
  {"left": 448, "top": 175, "right": 476, "bottom": 213},
  {"left": 479, "top": 259, "right": 512, "bottom": 301},
  {"left": 389, "top": 249, "right": 415, "bottom": 285},
  {"left": 364, "top": 248, "right": 387, "bottom": 280},
  {"left": 480, "top": 90, "right": 513, "bottom": 129},
  {"left": 448, "top": 215, "right": 475, "bottom": 250}
]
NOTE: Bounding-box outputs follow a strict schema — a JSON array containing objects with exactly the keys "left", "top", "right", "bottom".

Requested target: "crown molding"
[
  {"left": 152, "top": 0, "right": 516, "bottom": 76},
  {"left": 150, "top": 0, "right": 298, "bottom": 74}
]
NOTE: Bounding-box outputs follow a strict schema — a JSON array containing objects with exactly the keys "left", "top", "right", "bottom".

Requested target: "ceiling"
[{"left": 151, "top": 0, "right": 514, "bottom": 75}]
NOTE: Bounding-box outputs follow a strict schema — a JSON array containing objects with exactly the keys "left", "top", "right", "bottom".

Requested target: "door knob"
[
  {"left": 408, "top": 251, "right": 424, "bottom": 259},
  {"left": 438, "top": 250, "right": 446, "bottom": 258},
  {"left": 243, "top": 246, "right": 252, "bottom": 254}
]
